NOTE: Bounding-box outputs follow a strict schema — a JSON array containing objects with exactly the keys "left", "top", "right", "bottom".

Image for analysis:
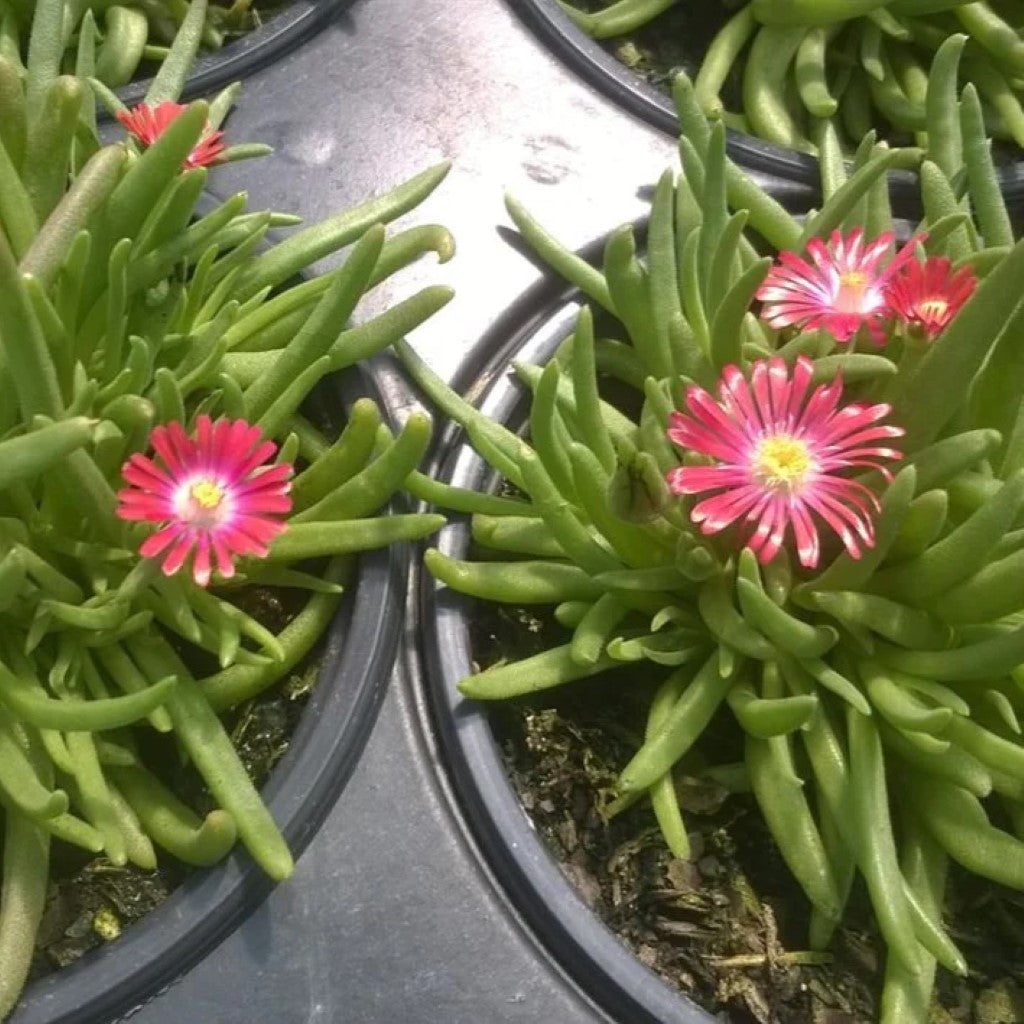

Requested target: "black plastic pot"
[
  {"left": 511, "top": 0, "right": 1024, "bottom": 214},
  {"left": 10, "top": 363, "right": 404, "bottom": 1024},
  {"left": 117, "top": 0, "right": 354, "bottom": 107},
  {"left": 416, "top": 269, "right": 719, "bottom": 1024}
]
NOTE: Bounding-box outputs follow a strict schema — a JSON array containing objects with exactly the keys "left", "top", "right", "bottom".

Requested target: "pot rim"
[
  {"left": 116, "top": 0, "right": 355, "bottom": 108},
  {"left": 414, "top": 263, "right": 721, "bottom": 1024},
  {"left": 511, "top": 0, "right": 1024, "bottom": 210},
  {"left": 12, "top": 360, "right": 404, "bottom": 1024}
]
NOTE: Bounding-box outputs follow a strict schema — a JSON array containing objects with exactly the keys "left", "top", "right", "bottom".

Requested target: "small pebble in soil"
[{"left": 91, "top": 907, "right": 122, "bottom": 942}]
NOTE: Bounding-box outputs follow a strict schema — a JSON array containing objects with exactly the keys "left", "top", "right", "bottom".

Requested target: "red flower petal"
[
  {"left": 665, "top": 358, "right": 902, "bottom": 569},
  {"left": 118, "top": 101, "right": 226, "bottom": 171}
]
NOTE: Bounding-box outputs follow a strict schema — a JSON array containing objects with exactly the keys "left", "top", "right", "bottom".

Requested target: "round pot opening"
[
  {"left": 12, "top": 362, "right": 403, "bottom": 1024},
  {"left": 117, "top": 0, "right": 356, "bottom": 107},
  {"left": 511, "top": 0, "right": 1024, "bottom": 212},
  {"left": 412, "top": 239, "right": 1020, "bottom": 1022}
]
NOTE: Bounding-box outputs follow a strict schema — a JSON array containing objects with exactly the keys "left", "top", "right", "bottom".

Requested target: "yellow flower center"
[
  {"left": 917, "top": 297, "right": 949, "bottom": 321},
  {"left": 190, "top": 480, "right": 224, "bottom": 510},
  {"left": 835, "top": 270, "right": 871, "bottom": 313},
  {"left": 754, "top": 435, "right": 814, "bottom": 492}
]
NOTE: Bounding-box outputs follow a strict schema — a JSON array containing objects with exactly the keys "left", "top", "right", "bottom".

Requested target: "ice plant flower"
[
  {"left": 884, "top": 256, "right": 976, "bottom": 340},
  {"left": 665, "top": 356, "right": 903, "bottom": 569},
  {"left": 117, "top": 416, "right": 293, "bottom": 586},
  {"left": 117, "top": 101, "right": 226, "bottom": 169},
  {"left": 756, "top": 229, "right": 924, "bottom": 344}
]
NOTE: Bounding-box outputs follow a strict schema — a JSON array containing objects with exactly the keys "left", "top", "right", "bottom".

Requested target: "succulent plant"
[
  {"left": 404, "top": 63, "right": 1024, "bottom": 1022},
  {"left": 0, "top": 3, "right": 452, "bottom": 1017}
]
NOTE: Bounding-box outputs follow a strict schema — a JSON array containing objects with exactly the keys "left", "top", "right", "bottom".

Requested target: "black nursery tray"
[{"left": 34, "top": 1, "right": 817, "bottom": 1022}]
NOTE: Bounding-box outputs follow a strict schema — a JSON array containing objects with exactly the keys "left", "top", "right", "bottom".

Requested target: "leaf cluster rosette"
[
  {"left": 0, "top": 5, "right": 451, "bottom": 1019},
  {"left": 406, "top": 66, "right": 1024, "bottom": 1024},
  {"left": 560, "top": 0, "right": 1024, "bottom": 155},
  {"left": 4, "top": 0, "right": 272, "bottom": 92}
]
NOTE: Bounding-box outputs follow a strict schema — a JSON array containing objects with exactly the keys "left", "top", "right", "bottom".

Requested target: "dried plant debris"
[
  {"left": 486, "top": 619, "right": 1024, "bottom": 1023},
  {"left": 230, "top": 662, "right": 317, "bottom": 791},
  {"left": 31, "top": 860, "right": 178, "bottom": 974}
]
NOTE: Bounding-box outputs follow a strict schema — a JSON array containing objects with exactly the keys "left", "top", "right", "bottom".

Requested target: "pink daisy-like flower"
[
  {"left": 117, "top": 416, "right": 293, "bottom": 587},
  {"left": 665, "top": 356, "right": 903, "bottom": 569},
  {"left": 884, "top": 256, "right": 976, "bottom": 340},
  {"left": 116, "top": 101, "right": 226, "bottom": 170},
  {"left": 756, "top": 229, "right": 925, "bottom": 344}
]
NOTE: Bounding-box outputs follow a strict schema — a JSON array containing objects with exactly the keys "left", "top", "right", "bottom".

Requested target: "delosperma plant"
[
  {"left": 560, "top": 0, "right": 1024, "bottom": 153},
  {"left": 0, "top": 4, "right": 451, "bottom": 1018},
  {"left": 0, "top": 0, "right": 276, "bottom": 203},
  {"left": 403, "top": 54, "right": 1024, "bottom": 1022},
  {"left": 3, "top": 0, "right": 268, "bottom": 90}
]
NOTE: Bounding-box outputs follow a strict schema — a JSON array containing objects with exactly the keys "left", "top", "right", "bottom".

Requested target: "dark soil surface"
[
  {"left": 28, "top": 595, "right": 321, "bottom": 978},
  {"left": 474, "top": 604, "right": 1024, "bottom": 1024}
]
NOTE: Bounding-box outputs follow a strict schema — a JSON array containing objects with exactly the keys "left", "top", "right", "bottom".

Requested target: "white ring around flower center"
[
  {"left": 834, "top": 270, "right": 879, "bottom": 315},
  {"left": 173, "top": 476, "right": 231, "bottom": 527}
]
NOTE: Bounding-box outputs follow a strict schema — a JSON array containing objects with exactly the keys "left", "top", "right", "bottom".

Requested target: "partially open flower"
[
  {"left": 117, "top": 416, "right": 292, "bottom": 586},
  {"left": 756, "top": 229, "right": 924, "bottom": 344},
  {"left": 884, "top": 255, "right": 977, "bottom": 340},
  {"left": 665, "top": 357, "right": 903, "bottom": 569},
  {"left": 117, "top": 101, "right": 226, "bottom": 169}
]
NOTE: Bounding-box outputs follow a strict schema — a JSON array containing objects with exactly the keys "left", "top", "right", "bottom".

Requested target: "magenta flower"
[
  {"left": 117, "top": 101, "right": 226, "bottom": 170},
  {"left": 665, "top": 357, "right": 903, "bottom": 569},
  {"left": 117, "top": 416, "right": 293, "bottom": 587},
  {"left": 756, "top": 229, "right": 924, "bottom": 344},
  {"left": 884, "top": 255, "right": 976, "bottom": 340}
]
